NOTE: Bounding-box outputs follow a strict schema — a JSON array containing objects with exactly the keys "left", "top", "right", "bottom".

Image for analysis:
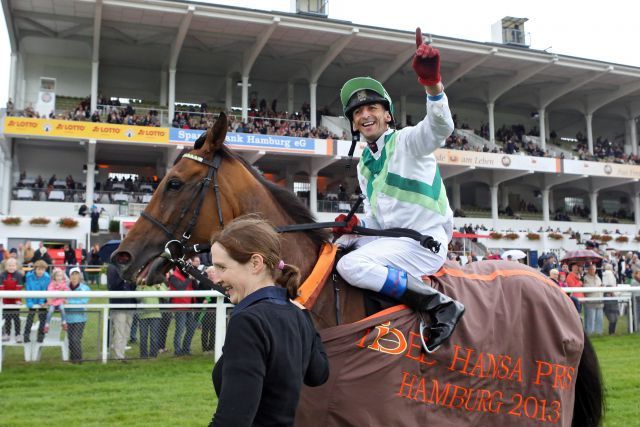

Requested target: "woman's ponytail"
[{"left": 276, "top": 263, "right": 301, "bottom": 300}]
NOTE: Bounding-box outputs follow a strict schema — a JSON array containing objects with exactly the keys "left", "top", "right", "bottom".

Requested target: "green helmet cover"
[{"left": 340, "top": 77, "right": 395, "bottom": 123}]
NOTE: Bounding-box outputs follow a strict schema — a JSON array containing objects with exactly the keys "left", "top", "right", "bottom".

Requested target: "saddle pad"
[{"left": 295, "top": 260, "right": 583, "bottom": 427}]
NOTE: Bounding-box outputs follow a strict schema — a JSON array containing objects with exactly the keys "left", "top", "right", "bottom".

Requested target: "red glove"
[
  {"left": 332, "top": 214, "right": 359, "bottom": 237},
  {"left": 412, "top": 27, "right": 441, "bottom": 87}
]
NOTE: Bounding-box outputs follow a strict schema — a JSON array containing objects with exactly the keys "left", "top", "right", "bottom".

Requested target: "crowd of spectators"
[
  {"left": 1, "top": 241, "right": 219, "bottom": 362},
  {"left": 8, "top": 96, "right": 639, "bottom": 164},
  {"left": 171, "top": 97, "right": 345, "bottom": 140}
]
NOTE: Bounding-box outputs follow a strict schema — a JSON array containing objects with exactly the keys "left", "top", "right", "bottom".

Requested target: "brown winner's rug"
[{"left": 296, "top": 260, "right": 583, "bottom": 427}]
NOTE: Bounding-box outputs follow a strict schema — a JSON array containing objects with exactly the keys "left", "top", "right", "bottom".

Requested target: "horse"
[{"left": 112, "top": 114, "right": 603, "bottom": 427}]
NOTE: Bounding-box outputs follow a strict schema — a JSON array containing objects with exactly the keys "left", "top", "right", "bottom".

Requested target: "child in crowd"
[
  {"left": 23, "top": 260, "right": 50, "bottom": 343},
  {"left": 0, "top": 258, "right": 24, "bottom": 342},
  {"left": 44, "top": 268, "right": 69, "bottom": 333}
]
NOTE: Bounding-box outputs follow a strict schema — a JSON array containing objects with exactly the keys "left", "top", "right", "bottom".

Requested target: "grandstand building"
[{"left": 2, "top": 0, "right": 640, "bottom": 260}]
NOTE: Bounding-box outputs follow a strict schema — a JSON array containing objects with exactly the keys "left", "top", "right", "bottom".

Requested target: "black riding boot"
[{"left": 400, "top": 274, "right": 465, "bottom": 353}]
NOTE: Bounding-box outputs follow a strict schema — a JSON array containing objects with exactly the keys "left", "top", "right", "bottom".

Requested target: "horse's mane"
[{"left": 176, "top": 138, "right": 330, "bottom": 248}]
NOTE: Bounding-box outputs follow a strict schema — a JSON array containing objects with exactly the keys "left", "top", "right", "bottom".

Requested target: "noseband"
[{"left": 140, "top": 152, "right": 224, "bottom": 261}]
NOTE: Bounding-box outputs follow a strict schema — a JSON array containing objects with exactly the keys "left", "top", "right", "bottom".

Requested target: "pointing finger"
[{"left": 415, "top": 27, "right": 422, "bottom": 49}]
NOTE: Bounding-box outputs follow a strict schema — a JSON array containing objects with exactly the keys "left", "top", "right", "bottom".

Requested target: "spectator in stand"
[
  {"left": 1, "top": 258, "right": 24, "bottom": 342},
  {"left": 63, "top": 244, "right": 78, "bottom": 276},
  {"left": 168, "top": 268, "right": 196, "bottom": 356},
  {"left": 44, "top": 268, "right": 69, "bottom": 334},
  {"left": 136, "top": 279, "right": 168, "bottom": 358},
  {"left": 602, "top": 263, "right": 619, "bottom": 335},
  {"left": 201, "top": 265, "right": 218, "bottom": 353},
  {"left": 78, "top": 204, "right": 88, "bottom": 217},
  {"left": 22, "top": 241, "right": 35, "bottom": 265},
  {"left": 191, "top": 257, "right": 214, "bottom": 353},
  {"left": 566, "top": 264, "right": 583, "bottom": 313},
  {"left": 88, "top": 244, "right": 101, "bottom": 284},
  {"left": 107, "top": 264, "right": 136, "bottom": 361},
  {"left": 0, "top": 243, "right": 9, "bottom": 267},
  {"left": 582, "top": 263, "right": 603, "bottom": 335},
  {"left": 31, "top": 244, "right": 53, "bottom": 265},
  {"left": 66, "top": 267, "right": 91, "bottom": 363},
  {"left": 77, "top": 243, "right": 87, "bottom": 267},
  {"left": 90, "top": 205, "right": 101, "bottom": 234},
  {"left": 157, "top": 273, "right": 173, "bottom": 355},
  {"left": 23, "top": 260, "right": 50, "bottom": 343}
]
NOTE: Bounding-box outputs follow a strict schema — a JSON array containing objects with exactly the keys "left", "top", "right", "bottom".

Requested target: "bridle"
[{"left": 140, "top": 152, "right": 224, "bottom": 260}]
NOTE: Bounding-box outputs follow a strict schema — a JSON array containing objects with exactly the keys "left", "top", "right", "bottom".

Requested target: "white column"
[
  {"left": 225, "top": 76, "right": 233, "bottom": 111},
  {"left": 287, "top": 82, "right": 294, "bottom": 114},
  {"left": 487, "top": 102, "right": 495, "bottom": 143},
  {"left": 8, "top": 53, "right": 18, "bottom": 102},
  {"left": 542, "top": 188, "right": 550, "bottom": 222},
  {"left": 90, "top": 61, "right": 99, "bottom": 113},
  {"left": 85, "top": 140, "right": 96, "bottom": 205},
  {"left": 168, "top": 68, "right": 176, "bottom": 124},
  {"left": 160, "top": 70, "right": 168, "bottom": 107},
  {"left": 451, "top": 180, "right": 461, "bottom": 210},
  {"left": 400, "top": 95, "right": 407, "bottom": 127},
  {"left": 309, "top": 174, "right": 318, "bottom": 215},
  {"left": 635, "top": 194, "right": 640, "bottom": 229},
  {"left": 310, "top": 82, "right": 317, "bottom": 129},
  {"left": 548, "top": 189, "right": 555, "bottom": 214},
  {"left": 538, "top": 108, "right": 546, "bottom": 149},
  {"left": 590, "top": 191, "right": 598, "bottom": 226},
  {"left": 490, "top": 185, "right": 499, "bottom": 228},
  {"left": 2, "top": 158, "right": 12, "bottom": 215},
  {"left": 585, "top": 113, "right": 594, "bottom": 154},
  {"left": 629, "top": 118, "right": 638, "bottom": 156},
  {"left": 544, "top": 112, "right": 550, "bottom": 141},
  {"left": 166, "top": 147, "right": 179, "bottom": 175},
  {"left": 241, "top": 75, "right": 249, "bottom": 122}
]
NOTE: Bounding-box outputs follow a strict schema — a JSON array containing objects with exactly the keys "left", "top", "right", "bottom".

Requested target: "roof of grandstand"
[{"left": 4, "top": 0, "right": 639, "bottom": 123}]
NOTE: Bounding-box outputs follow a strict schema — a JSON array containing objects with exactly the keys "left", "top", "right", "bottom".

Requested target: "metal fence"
[{"left": 0, "top": 290, "right": 230, "bottom": 372}]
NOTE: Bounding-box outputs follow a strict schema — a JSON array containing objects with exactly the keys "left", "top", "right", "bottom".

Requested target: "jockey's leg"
[{"left": 336, "top": 237, "right": 464, "bottom": 352}]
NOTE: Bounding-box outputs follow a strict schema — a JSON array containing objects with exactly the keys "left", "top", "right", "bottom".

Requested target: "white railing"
[
  {"left": 0, "top": 290, "right": 230, "bottom": 372},
  {"left": 1, "top": 287, "right": 637, "bottom": 372}
]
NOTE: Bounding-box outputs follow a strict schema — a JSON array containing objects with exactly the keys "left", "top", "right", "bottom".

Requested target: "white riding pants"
[{"left": 336, "top": 236, "right": 446, "bottom": 293}]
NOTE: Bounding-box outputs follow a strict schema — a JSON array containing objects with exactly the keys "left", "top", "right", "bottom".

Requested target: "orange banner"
[{"left": 3, "top": 117, "right": 169, "bottom": 144}]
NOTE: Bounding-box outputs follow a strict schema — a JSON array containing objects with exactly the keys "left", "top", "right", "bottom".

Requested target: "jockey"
[{"left": 334, "top": 28, "right": 464, "bottom": 352}]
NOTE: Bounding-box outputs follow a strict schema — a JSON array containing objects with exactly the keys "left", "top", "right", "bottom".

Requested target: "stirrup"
[{"left": 418, "top": 312, "right": 440, "bottom": 354}]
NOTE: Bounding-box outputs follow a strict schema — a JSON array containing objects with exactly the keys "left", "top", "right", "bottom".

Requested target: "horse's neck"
[{"left": 238, "top": 183, "right": 320, "bottom": 281}]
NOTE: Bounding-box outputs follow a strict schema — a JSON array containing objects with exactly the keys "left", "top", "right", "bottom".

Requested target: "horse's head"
[{"left": 112, "top": 113, "right": 241, "bottom": 283}]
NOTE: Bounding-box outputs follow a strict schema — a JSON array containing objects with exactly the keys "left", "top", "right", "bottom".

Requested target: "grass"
[
  {"left": 591, "top": 334, "right": 640, "bottom": 427},
  {"left": 1, "top": 332, "right": 638, "bottom": 426},
  {"left": 0, "top": 355, "right": 217, "bottom": 426}
]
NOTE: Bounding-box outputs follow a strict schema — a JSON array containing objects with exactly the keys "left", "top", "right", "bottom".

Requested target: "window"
[
  {"left": 109, "top": 173, "right": 138, "bottom": 181},
  {"left": 294, "top": 182, "right": 310, "bottom": 193}
]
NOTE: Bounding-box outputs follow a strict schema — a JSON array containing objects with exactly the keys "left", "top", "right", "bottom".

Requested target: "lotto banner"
[
  {"left": 296, "top": 262, "right": 583, "bottom": 427},
  {"left": 3, "top": 117, "right": 170, "bottom": 144}
]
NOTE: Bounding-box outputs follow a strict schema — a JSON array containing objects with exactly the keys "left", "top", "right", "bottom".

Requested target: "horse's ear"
[{"left": 202, "top": 112, "right": 228, "bottom": 157}]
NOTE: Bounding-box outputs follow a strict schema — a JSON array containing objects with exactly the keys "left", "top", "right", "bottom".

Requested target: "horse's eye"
[{"left": 167, "top": 179, "right": 183, "bottom": 191}]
